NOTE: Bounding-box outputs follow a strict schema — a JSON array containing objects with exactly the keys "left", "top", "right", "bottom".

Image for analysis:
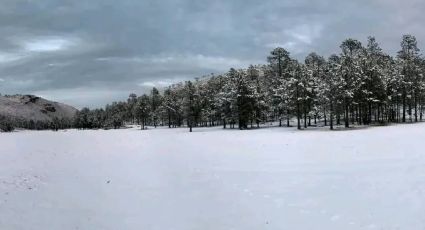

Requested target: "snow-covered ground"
[{"left": 1, "top": 124, "right": 425, "bottom": 230}]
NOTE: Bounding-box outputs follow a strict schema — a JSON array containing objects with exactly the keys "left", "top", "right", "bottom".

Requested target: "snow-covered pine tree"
[
  {"left": 184, "top": 81, "right": 196, "bottom": 132},
  {"left": 340, "top": 39, "right": 363, "bottom": 128},
  {"left": 397, "top": 35, "right": 422, "bottom": 122},
  {"left": 267, "top": 47, "right": 291, "bottom": 125},
  {"left": 134, "top": 94, "right": 151, "bottom": 130},
  {"left": 305, "top": 52, "right": 326, "bottom": 126},
  {"left": 150, "top": 87, "right": 162, "bottom": 128}
]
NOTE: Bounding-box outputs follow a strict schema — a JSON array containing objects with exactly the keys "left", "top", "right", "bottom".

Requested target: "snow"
[{"left": 1, "top": 124, "right": 425, "bottom": 230}]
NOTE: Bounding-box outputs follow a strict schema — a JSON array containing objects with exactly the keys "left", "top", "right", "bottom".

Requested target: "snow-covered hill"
[
  {"left": 1, "top": 124, "right": 425, "bottom": 229},
  {"left": 0, "top": 94, "right": 77, "bottom": 122}
]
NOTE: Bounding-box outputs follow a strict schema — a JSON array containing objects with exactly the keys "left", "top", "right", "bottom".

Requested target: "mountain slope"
[{"left": 0, "top": 95, "right": 78, "bottom": 122}]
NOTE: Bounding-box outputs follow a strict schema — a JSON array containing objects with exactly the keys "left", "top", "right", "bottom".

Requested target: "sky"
[{"left": 0, "top": 0, "right": 424, "bottom": 108}]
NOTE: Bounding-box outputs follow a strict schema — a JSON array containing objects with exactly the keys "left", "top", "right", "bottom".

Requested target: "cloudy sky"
[{"left": 0, "top": 0, "right": 424, "bottom": 108}]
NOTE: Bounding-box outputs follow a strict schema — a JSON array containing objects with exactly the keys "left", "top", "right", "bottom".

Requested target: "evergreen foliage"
[{"left": 70, "top": 35, "right": 425, "bottom": 131}]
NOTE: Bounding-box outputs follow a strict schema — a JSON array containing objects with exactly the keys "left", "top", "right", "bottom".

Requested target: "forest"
[
  {"left": 72, "top": 35, "right": 425, "bottom": 132},
  {"left": 2, "top": 35, "right": 424, "bottom": 132}
]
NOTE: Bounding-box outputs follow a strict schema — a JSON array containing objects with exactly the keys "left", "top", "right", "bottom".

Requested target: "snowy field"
[{"left": 1, "top": 124, "right": 425, "bottom": 230}]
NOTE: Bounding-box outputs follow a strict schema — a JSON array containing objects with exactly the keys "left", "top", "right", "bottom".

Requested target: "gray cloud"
[{"left": 0, "top": 0, "right": 424, "bottom": 108}]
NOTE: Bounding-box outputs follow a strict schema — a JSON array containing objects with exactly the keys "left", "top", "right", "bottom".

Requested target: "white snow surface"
[{"left": 1, "top": 124, "right": 425, "bottom": 230}]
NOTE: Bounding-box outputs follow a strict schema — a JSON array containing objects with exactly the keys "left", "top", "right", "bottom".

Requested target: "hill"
[{"left": 0, "top": 94, "right": 78, "bottom": 123}]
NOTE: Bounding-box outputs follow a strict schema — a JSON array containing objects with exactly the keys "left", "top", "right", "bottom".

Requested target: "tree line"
[
  {"left": 0, "top": 115, "right": 73, "bottom": 132},
  {"left": 3, "top": 35, "right": 424, "bottom": 132},
  {"left": 75, "top": 35, "right": 425, "bottom": 131}
]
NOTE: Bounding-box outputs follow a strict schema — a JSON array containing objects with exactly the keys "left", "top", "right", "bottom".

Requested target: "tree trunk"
[
  {"left": 415, "top": 93, "right": 418, "bottom": 122},
  {"left": 168, "top": 112, "right": 171, "bottom": 128},
  {"left": 287, "top": 109, "right": 290, "bottom": 127},
  {"left": 345, "top": 99, "right": 349, "bottom": 128},
  {"left": 337, "top": 112, "right": 341, "bottom": 125},
  {"left": 330, "top": 102, "right": 334, "bottom": 130},
  {"left": 368, "top": 102, "right": 372, "bottom": 124},
  {"left": 297, "top": 104, "right": 301, "bottom": 130},
  {"left": 359, "top": 105, "right": 363, "bottom": 125},
  {"left": 403, "top": 94, "right": 406, "bottom": 122},
  {"left": 324, "top": 109, "right": 327, "bottom": 126}
]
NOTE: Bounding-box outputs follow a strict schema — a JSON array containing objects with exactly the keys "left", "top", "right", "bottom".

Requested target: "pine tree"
[
  {"left": 184, "top": 81, "right": 196, "bottom": 132},
  {"left": 150, "top": 87, "right": 162, "bottom": 127},
  {"left": 134, "top": 95, "right": 151, "bottom": 130},
  {"left": 398, "top": 35, "right": 421, "bottom": 122},
  {"left": 305, "top": 52, "right": 325, "bottom": 126},
  {"left": 267, "top": 47, "right": 291, "bottom": 125},
  {"left": 267, "top": 47, "right": 290, "bottom": 78},
  {"left": 340, "top": 39, "right": 363, "bottom": 128}
]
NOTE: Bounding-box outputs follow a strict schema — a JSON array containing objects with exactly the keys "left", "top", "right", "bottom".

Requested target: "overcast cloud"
[{"left": 0, "top": 0, "right": 424, "bottom": 108}]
